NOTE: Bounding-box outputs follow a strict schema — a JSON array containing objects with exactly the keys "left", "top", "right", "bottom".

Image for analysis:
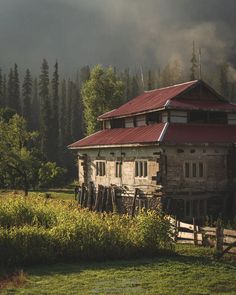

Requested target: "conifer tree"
[
  {"left": 7, "top": 68, "right": 14, "bottom": 109},
  {"left": 59, "top": 79, "right": 67, "bottom": 147},
  {"left": 190, "top": 41, "right": 198, "bottom": 81},
  {"left": 39, "top": 59, "right": 53, "bottom": 160},
  {"left": 147, "top": 70, "right": 153, "bottom": 90},
  {"left": 51, "top": 61, "right": 59, "bottom": 161},
  {"left": 31, "top": 78, "right": 40, "bottom": 130},
  {"left": 13, "top": 64, "right": 21, "bottom": 113},
  {"left": 22, "top": 69, "right": 33, "bottom": 127}
]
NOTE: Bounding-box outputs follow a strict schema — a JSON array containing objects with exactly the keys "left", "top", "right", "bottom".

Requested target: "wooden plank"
[
  {"left": 178, "top": 232, "right": 203, "bottom": 241},
  {"left": 223, "top": 246, "right": 236, "bottom": 254},
  {"left": 204, "top": 231, "right": 216, "bottom": 237},
  {"left": 177, "top": 240, "right": 195, "bottom": 244},
  {"left": 201, "top": 226, "right": 216, "bottom": 232},
  {"left": 179, "top": 221, "right": 195, "bottom": 231},
  {"left": 223, "top": 236, "right": 236, "bottom": 245},
  {"left": 223, "top": 229, "right": 236, "bottom": 237}
]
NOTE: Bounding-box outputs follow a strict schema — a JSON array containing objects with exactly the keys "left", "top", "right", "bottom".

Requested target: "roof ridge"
[{"left": 144, "top": 80, "right": 199, "bottom": 93}]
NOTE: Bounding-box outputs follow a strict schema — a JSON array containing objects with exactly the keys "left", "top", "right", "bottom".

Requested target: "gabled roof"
[
  {"left": 99, "top": 80, "right": 199, "bottom": 120},
  {"left": 68, "top": 123, "right": 236, "bottom": 149},
  {"left": 98, "top": 80, "right": 236, "bottom": 120}
]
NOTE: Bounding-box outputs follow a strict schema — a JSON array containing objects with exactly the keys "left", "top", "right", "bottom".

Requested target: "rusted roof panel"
[
  {"left": 99, "top": 80, "right": 199, "bottom": 120},
  {"left": 68, "top": 123, "right": 166, "bottom": 148},
  {"left": 170, "top": 99, "right": 236, "bottom": 111},
  {"left": 163, "top": 123, "right": 236, "bottom": 144}
]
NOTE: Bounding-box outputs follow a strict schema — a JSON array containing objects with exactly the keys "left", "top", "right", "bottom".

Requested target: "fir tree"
[
  {"left": 13, "top": 64, "right": 21, "bottom": 113},
  {"left": 59, "top": 79, "right": 67, "bottom": 147},
  {"left": 22, "top": 69, "right": 33, "bottom": 127},
  {"left": 51, "top": 61, "right": 60, "bottom": 161},
  {"left": 39, "top": 59, "right": 53, "bottom": 160},
  {"left": 31, "top": 78, "right": 40, "bottom": 130},
  {"left": 190, "top": 41, "right": 198, "bottom": 81},
  {"left": 7, "top": 68, "right": 15, "bottom": 109}
]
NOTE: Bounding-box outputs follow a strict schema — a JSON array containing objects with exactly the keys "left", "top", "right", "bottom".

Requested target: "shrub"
[{"left": 0, "top": 195, "right": 174, "bottom": 266}]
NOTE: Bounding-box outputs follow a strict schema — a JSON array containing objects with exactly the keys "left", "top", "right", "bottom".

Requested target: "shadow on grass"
[{"left": 24, "top": 249, "right": 236, "bottom": 278}]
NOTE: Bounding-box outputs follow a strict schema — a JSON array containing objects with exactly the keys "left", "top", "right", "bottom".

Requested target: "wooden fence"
[{"left": 169, "top": 217, "right": 236, "bottom": 256}]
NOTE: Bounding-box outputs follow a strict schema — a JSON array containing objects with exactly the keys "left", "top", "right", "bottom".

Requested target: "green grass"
[
  {"left": 0, "top": 189, "right": 75, "bottom": 201},
  {"left": 1, "top": 245, "right": 236, "bottom": 295}
]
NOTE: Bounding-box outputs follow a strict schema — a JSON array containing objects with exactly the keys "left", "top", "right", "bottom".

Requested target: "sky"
[{"left": 0, "top": 0, "right": 236, "bottom": 75}]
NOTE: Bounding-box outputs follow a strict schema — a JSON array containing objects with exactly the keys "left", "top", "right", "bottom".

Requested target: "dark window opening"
[
  {"left": 110, "top": 118, "right": 125, "bottom": 128},
  {"left": 189, "top": 111, "right": 227, "bottom": 124},
  {"left": 146, "top": 112, "right": 161, "bottom": 125}
]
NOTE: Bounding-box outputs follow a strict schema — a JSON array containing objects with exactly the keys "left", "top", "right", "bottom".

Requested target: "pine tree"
[
  {"left": 13, "top": 64, "right": 21, "bottom": 113},
  {"left": 147, "top": 70, "right": 153, "bottom": 90},
  {"left": 123, "top": 68, "right": 131, "bottom": 101},
  {"left": 39, "top": 59, "right": 53, "bottom": 160},
  {"left": 51, "top": 61, "right": 60, "bottom": 162},
  {"left": 31, "top": 78, "right": 40, "bottom": 130},
  {"left": 7, "top": 68, "right": 15, "bottom": 109},
  {"left": 3, "top": 75, "right": 7, "bottom": 107},
  {"left": 59, "top": 79, "right": 67, "bottom": 147},
  {"left": 22, "top": 69, "right": 33, "bottom": 127},
  {"left": 190, "top": 41, "right": 198, "bottom": 81}
]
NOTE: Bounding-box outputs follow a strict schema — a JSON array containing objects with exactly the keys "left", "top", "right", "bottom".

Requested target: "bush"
[{"left": 0, "top": 195, "right": 174, "bottom": 266}]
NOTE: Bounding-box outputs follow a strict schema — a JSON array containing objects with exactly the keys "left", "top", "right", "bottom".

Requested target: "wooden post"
[
  {"left": 83, "top": 186, "right": 88, "bottom": 208},
  {"left": 215, "top": 219, "right": 224, "bottom": 258},
  {"left": 193, "top": 217, "right": 198, "bottom": 246},
  {"left": 131, "top": 188, "right": 139, "bottom": 218},
  {"left": 111, "top": 187, "right": 118, "bottom": 213},
  {"left": 94, "top": 185, "right": 103, "bottom": 212},
  {"left": 80, "top": 183, "right": 86, "bottom": 207},
  {"left": 101, "top": 187, "right": 107, "bottom": 212},
  {"left": 106, "top": 187, "right": 113, "bottom": 212},
  {"left": 88, "top": 182, "right": 94, "bottom": 211}
]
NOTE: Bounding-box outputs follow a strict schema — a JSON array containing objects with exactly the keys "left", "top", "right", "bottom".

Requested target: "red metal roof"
[
  {"left": 163, "top": 123, "right": 236, "bottom": 144},
  {"left": 170, "top": 99, "right": 236, "bottom": 112},
  {"left": 68, "top": 123, "right": 166, "bottom": 148},
  {"left": 68, "top": 123, "right": 236, "bottom": 149},
  {"left": 99, "top": 80, "right": 199, "bottom": 120}
]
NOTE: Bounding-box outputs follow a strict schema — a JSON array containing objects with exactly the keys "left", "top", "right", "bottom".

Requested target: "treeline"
[{"left": 0, "top": 47, "right": 235, "bottom": 181}]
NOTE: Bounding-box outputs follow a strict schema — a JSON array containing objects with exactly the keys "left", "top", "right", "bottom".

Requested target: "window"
[
  {"left": 115, "top": 162, "right": 122, "bottom": 178},
  {"left": 184, "top": 199, "right": 207, "bottom": 218},
  {"left": 184, "top": 162, "right": 205, "bottom": 178},
  {"left": 135, "top": 161, "right": 148, "bottom": 177},
  {"left": 96, "top": 161, "right": 106, "bottom": 176}
]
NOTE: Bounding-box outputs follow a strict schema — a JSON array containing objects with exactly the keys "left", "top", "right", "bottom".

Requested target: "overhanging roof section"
[
  {"left": 163, "top": 123, "right": 236, "bottom": 144},
  {"left": 98, "top": 80, "right": 199, "bottom": 120},
  {"left": 68, "top": 123, "right": 236, "bottom": 149},
  {"left": 68, "top": 123, "right": 166, "bottom": 149}
]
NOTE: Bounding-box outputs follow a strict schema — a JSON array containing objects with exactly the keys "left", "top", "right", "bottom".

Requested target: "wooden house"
[{"left": 69, "top": 80, "right": 236, "bottom": 221}]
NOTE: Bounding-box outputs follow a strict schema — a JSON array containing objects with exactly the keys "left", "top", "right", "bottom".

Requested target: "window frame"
[
  {"left": 184, "top": 161, "right": 205, "bottom": 179},
  {"left": 96, "top": 161, "right": 106, "bottom": 177},
  {"left": 135, "top": 160, "right": 148, "bottom": 178},
  {"left": 115, "top": 161, "right": 122, "bottom": 178}
]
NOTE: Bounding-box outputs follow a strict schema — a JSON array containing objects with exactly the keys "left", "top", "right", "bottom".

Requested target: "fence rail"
[{"left": 169, "top": 217, "right": 236, "bottom": 256}]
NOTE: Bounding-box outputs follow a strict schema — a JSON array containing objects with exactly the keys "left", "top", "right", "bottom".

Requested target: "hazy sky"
[{"left": 0, "top": 0, "right": 235, "bottom": 75}]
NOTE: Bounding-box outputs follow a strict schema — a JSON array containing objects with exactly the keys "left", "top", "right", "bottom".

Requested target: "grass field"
[
  {"left": 1, "top": 245, "right": 236, "bottom": 295},
  {"left": 0, "top": 189, "right": 75, "bottom": 201}
]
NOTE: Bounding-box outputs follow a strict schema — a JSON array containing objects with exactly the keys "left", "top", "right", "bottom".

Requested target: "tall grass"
[{"left": 0, "top": 194, "right": 174, "bottom": 266}]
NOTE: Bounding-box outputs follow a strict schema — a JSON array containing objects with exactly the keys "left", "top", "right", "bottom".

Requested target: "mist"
[{"left": 0, "top": 0, "right": 235, "bottom": 75}]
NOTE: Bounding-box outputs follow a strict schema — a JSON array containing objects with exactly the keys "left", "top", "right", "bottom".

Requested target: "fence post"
[
  {"left": 193, "top": 217, "right": 198, "bottom": 246},
  {"left": 131, "top": 188, "right": 139, "bottom": 217},
  {"left": 111, "top": 187, "right": 118, "bottom": 213},
  {"left": 174, "top": 216, "right": 178, "bottom": 242},
  {"left": 215, "top": 219, "right": 224, "bottom": 258}
]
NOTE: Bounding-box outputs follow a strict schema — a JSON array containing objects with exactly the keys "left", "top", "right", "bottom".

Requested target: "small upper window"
[
  {"left": 96, "top": 161, "right": 106, "bottom": 176},
  {"left": 135, "top": 161, "right": 148, "bottom": 177}
]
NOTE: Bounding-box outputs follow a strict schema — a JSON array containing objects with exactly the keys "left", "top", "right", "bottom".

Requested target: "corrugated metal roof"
[
  {"left": 68, "top": 123, "right": 166, "bottom": 148},
  {"left": 170, "top": 99, "right": 236, "bottom": 111},
  {"left": 99, "top": 80, "right": 199, "bottom": 120},
  {"left": 68, "top": 123, "right": 236, "bottom": 149},
  {"left": 163, "top": 123, "right": 236, "bottom": 144}
]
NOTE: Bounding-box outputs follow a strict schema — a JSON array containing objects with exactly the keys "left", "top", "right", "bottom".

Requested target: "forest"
[{"left": 0, "top": 43, "right": 235, "bottom": 193}]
